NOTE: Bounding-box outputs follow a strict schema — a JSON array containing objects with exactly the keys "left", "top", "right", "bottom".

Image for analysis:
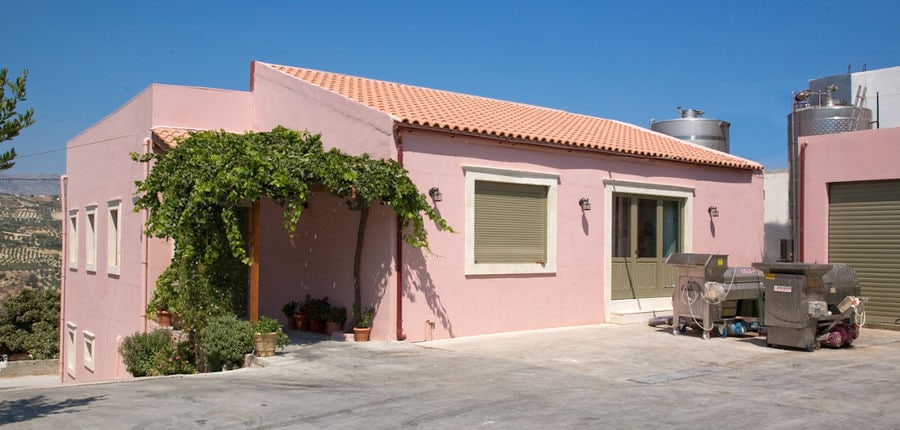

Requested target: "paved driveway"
[{"left": 2, "top": 324, "right": 900, "bottom": 429}]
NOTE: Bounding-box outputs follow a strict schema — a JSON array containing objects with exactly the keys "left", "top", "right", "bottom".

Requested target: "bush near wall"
[{"left": 0, "top": 288, "right": 59, "bottom": 359}]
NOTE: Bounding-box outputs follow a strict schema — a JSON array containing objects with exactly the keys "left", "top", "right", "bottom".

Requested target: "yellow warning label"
[
  {"left": 717, "top": 258, "right": 724, "bottom": 266},
  {"left": 766, "top": 274, "right": 775, "bottom": 280}
]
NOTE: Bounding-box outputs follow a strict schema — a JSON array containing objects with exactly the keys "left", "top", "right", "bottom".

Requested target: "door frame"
[{"left": 603, "top": 179, "right": 694, "bottom": 320}]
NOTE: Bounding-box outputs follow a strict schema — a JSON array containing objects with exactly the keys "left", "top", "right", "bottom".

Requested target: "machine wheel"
[
  {"left": 805, "top": 342, "right": 820, "bottom": 352},
  {"left": 679, "top": 324, "right": 688, "bottom": 334},
  {"left": 672, "top": 327, "right": 679, "bottom": 336},
  {"left": 718, "top": 325, "right": 728, "bottom": 338},
  {"left": 702, "top": 331, "right": 710, "bottom": 340}
]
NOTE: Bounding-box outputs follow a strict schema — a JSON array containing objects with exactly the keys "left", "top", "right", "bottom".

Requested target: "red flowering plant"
[
  {"left": 150, "top": 340, "right": 196, "bottom": 376},
  {"left": 307, "top": 297, "right": 332, "bottom": 322}
]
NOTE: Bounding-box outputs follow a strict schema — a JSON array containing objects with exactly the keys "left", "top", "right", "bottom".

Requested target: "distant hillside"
[
  {"left": 0, "top": 193, "right": 61, "bottom": 306},
  {"left": 0, "top": 174, "right": 61, "bottom": 196}
]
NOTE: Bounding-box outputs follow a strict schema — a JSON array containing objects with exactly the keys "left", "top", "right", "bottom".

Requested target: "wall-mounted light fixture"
[
  {"left": 708, "top": 206, "right": 719, "bottom": 218},
  {"left": 579, "top": 197, "right": 591, "bottom": 211},
  {"left": 429, "top": 187, "right": 442, "bottom": 202}
]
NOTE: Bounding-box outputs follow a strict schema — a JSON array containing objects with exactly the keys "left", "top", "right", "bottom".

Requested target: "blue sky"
[{"left": 5, "top": 1, "right": 899, "bottom": 174}]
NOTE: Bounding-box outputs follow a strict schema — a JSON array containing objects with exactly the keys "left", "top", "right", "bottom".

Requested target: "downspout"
[
  {"left": 394, "top": 125, "right": 407, "bottom": 341},
  {"left": 142, "top": 138, "right": 151, "bottom": 333},
  {"left": 798, "top": 141, "right": 807, "bottom": 262},
  {"left": 58, "top": 175, "right": 68, "bottom": 383}
]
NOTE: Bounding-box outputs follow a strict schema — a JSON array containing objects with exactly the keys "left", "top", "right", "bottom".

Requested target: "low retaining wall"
[{"left": 0, "top": 359, "right": 59, "bottom": 378}]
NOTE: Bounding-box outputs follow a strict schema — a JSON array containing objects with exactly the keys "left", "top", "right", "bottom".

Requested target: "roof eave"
[{"left": 396, "top": 121, "right": 762, "bottom": 171}]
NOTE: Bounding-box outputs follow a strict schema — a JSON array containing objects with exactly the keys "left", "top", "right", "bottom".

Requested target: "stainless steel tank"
[
  {"left": 788, "top": 99, "right": 872, "bottom": 139},
  {"left": 651, "top": 108, "right": 731, "bottom": 153},
  {"left": 786, "top": 90, "right": 873, "bottom": 261}
]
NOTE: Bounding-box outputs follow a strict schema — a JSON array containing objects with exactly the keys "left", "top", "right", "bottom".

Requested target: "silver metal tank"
[
  {"left": 650, "top": 108, "right": 731, "bottom": 153},
  {"left": 786, "top": 89, "right": 873, "bottom": 261},
  {"left": 788, "top": 97, "right": 872, "bottom": 140}
]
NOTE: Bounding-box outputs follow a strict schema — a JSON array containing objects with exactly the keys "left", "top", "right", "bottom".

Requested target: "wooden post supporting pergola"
[{"left": 249, "top": 201, "right": 260, "bottom": 321}]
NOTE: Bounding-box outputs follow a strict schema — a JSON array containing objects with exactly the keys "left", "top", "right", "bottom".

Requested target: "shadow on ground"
[{"left": 0, "top": 394, "right": 105, "bottom": 425}]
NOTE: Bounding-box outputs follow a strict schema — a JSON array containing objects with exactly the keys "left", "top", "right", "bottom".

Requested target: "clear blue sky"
[{"left": 5, "top": 1, "right": 899, "bottom": 174}]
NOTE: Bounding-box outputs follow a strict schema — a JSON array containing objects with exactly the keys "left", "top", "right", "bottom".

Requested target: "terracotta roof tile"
[
  {"left": 267, "top": 63, "right": 761, "bottom": 170},
  {"left": 150, "top": 127, "right": 206, "bottom": 149}
]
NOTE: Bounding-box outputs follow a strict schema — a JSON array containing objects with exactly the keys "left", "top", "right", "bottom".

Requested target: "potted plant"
[
  {"left": 251, "top": 316, "right": 287, "bottom": 357},
  {"left": 308, "top": 297, "right": 331, "bottom": 334},
  {"left": 353, "top": 307, "right": 375, "bottom": 342},
  {"left": 294, "top": 295, "right": 312, "bottom": 331},
  {"left": 325, "top": 307, "right": 347, "bottom": 336},
  {"left": 147, "top": 288, "right": 176, "bottom": 328},
  {"left": 281, "top": 301, "right": 299, "bottom": 330}
]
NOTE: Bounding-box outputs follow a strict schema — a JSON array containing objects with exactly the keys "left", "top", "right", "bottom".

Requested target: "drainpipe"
[
  {"left": 394, "top": 125, "right": 407, "bottom": 341},
  {"left": 58, "top": 175, "right": 68, "bottom": 383},
  {"left": 141, "top": 138, "right": 151, "bottom": 333},
  {"left": 798, "top": 141, "right": 807, "bottom": 262}
]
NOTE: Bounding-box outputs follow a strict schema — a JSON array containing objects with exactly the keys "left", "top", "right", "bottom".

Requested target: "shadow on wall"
[
  {"left": 763, "top": 222, "right": 791, "bottom": 262},
  {"left": 404, "top": 248, "right": 454, "bottom": 339}
]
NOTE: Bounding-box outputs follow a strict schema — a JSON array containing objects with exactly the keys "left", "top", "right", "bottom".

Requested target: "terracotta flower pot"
[
  {"left": 156, "top": 310, "right": 173, "bottom": 328},
  {"left": 353, "top": 327, "right": 371, "bottom": 342},
  {"left": 325, "top": 322, "right": 341, "bottom": 336},
  {"left": 309, "top": 320, "right": 325, "bottom": 334},
  {"left": 294, "top": 314, "right": 309, "bottom": 331}
]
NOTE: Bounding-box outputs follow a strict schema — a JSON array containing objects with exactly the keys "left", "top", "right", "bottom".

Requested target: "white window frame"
[
  {"left": 82, "top": 330, "right": 95, "bottom": 372},
  {"left": 464, "top": 166, "right": 558, "bottom": 275},
  {"left": 68, "top": 210, "right": 79, "bottom": 269},
  {"left": 66, "top": 322, "right": 76, "bottom": 377},
  {"left": 106, "top": 200, "right": 122, "bottom": 275},
  {"left": 85, "top": 205, "right": 97, "bottom": 272}
]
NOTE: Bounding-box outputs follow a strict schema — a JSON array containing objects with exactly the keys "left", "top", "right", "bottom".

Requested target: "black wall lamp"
[
  {"left": 429, "top": 187, "right": 442, "bottom": 202},
  {"left": 579, "top": 197, "right": 591, "bottom": 211},
  {"left": 708, "top": 206, "right": 719, "bottom": 218}
]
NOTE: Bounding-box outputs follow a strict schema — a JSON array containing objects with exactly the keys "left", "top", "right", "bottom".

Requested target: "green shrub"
[
  {"left": 0, "top": 288, "right": 60, "bottom": 359},
  {"left": 200, "top": 314, "right": 253, "bottom": 372},
  {"left": 119, "top": 330, "right": 174, "bottom": 377}
]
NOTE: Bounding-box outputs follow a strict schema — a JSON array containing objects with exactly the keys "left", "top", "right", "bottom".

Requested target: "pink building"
[
  {"left": 62, "top": 61, "right": 763, "bottom": 383},
  {"left": 798, "top": 127, "right": 900, "bottom": 325}
]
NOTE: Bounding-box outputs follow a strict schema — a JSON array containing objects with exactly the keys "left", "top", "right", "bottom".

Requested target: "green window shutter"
[{"left": 474, "top": 181, "right": 548, "bottom": 264}]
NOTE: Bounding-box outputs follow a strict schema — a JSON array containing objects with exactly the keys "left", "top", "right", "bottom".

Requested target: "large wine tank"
[
  {"left": 651, "top": 107, "right": 731, "bottom": 153},
  {"left": 786, "top": 86, "right": 873, "bottom": 261}
]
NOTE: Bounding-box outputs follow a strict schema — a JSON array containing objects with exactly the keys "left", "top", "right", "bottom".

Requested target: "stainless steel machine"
[
  {"left": 752, "top": 262, "right": 866, "bottom": 351},
  {"left": 666, "top": 253, "right": 764, "bottom": 340}
]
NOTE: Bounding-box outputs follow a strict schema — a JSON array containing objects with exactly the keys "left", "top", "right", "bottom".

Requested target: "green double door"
[{"left": 611, "top": 195, "right": 682, "bottom": 300}]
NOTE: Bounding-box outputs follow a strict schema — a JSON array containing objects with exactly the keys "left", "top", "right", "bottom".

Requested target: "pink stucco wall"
[
  {"left": 256, "top": 195, "right": 397, "bottom": 339},
  {"left": 63, "top": 85, "right": 252, "bottom": 383},
  {"left": 800, "top": 127, "right": 900, "bottom": 263},
  {"left": 400, "top": 129, "right": 763, "bottom": 342},
  {"left": 250, "top": 62, "right": 397, "bottom": 159}
]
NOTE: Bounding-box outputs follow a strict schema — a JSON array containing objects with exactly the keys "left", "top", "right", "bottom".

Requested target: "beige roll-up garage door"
[{"left": 829, "top": 180, "right": 900, "bottom": 325}]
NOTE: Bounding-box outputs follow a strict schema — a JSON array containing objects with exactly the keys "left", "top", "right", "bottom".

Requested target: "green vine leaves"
[{"left": 131, "top": 127, "right": 453, "bottom": 329}]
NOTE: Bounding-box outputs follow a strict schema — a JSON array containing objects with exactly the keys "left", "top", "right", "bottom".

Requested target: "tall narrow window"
[
  {"left": 68, "top": 211, "right": 79, "bottom": 269},
  {"left": 107, "top": 200, "right": 121, "bottom": 275},
  {"left": 83, "top": 331, "right": 95, "bottom": 372},
  {"left": 85, "top": 206, "right": 97, "bottom": 272},
  {"left": 465, "top": 167, "right": 558, "bottom": 275},
  {"left": 66, "top": 323, "right": 76, "bottom": 376}
]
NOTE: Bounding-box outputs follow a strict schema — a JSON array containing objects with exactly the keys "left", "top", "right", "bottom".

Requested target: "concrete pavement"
[{"left": 2, "top": 323, "right": 900, "bottom": 429}]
